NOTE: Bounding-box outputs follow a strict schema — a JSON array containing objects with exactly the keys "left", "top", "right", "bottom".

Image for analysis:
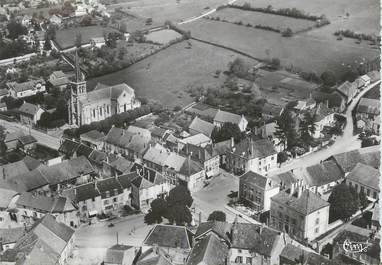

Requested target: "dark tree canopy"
[
  {"left": 211, "top": 122, "right": 242, "bottom": 143},
  {"left": 6, "top": 20, "right": 27, "bottom": 39},
  {"left": 320, "top": 71, "right": 337, "bottom": 86},
  {"left": 144, "top": 198, "right": 167, "bottom": 225},
  {"left": 207, "top": 211, "right": 226, "bottom": 222},
  {"left": 328, "top": 183, "right": 360, "bottom": 222}
]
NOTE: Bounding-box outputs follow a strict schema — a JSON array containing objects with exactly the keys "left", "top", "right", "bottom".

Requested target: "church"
[{"left": 68, "top": 52, "right": 141, "bottom": 126}]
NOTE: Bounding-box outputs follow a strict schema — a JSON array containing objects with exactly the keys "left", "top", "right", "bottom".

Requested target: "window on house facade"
[
  {"left": 105, "top": 191, "right": 110, "bottom": 198},
  {"left": 373, "top": 192, "right": 377, "bottom": 199},
  {"left": 360, "top": 186, "right": 364, "bottom": 193},
  {"left": 107, "top": 105, "right": 110, "bottom": 114},
  {"left": 103, "top": 199, "right": 109, "bottom": 205},
  {"left": 113, "top": 198, "right": 117, "bottom": 203},
  {"left": 246, "top": 257, "right": 252, "bottom": 264},
  {"left": 314, "top": 227, "right": 319, "bottom": 233},
  {"left": 367, "top": 189, "right": 370, "bottom": 196},
  {"left": 100, "top": 108, "right": 102, "bottom": 116},
  {"left": 93, "top": 109, "right": 96, "bottom": 118},
  {"left": 92, "top": 198, "right": 95, "bottom": 202},
  {"left": 235, "top": 256, "right": 243, "bottom": 263},
  {"left": 315, "top": 218, "right": 319, "bottom": 225},
  {"left": 114, "top": 189, "right": 118, "bottom": 196}
]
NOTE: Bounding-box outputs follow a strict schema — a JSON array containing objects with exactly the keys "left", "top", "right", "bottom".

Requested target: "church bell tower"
[{"left": 68, "top": 50, "right": 87, "bottom": 126}]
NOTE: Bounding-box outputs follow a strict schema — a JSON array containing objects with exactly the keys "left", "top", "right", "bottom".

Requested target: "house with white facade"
[
  {"left": 7, "top": 79, "right": 46, "bottom": 98},
  {"left": 213, "top": 110, "right": 248, "bottom": 132}
]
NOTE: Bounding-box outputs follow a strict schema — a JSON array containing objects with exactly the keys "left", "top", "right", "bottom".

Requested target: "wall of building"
[{"left": 304, "top": 206, "right": 329, "bottom": 241}]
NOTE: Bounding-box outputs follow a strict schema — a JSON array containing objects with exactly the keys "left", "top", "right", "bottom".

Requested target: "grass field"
[
  {"left": 210, "top": 7, "right": 316, "bottom": 32},
  {"left": 181, "top": 19, "right": 379, "bottom": 76},
  {"left": 106, "top": 0, "right": 227, "bottom": 24},
  {"left": 87, "top": 40, "right": 258, "bottom": 108},
  {"left": 145, "top": 29, "right": 182, "bottom": 44},
  {"left": 55, "top": 26, "right": 119, "bottom": 49}
]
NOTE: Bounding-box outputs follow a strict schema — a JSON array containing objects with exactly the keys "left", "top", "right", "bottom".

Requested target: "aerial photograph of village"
[{"left": 0, "top": 0, "right": 379, "bottom": 264}]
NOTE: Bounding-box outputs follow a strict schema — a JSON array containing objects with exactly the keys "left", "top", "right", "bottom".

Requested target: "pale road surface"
[
  {"left": 270, "top": 80, "right": 381, "bottom": 175},
  {"left": 0, "top": 119, "right": 61, "bottom": 150}
]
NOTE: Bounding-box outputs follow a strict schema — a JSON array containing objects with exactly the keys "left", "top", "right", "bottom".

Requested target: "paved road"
[
  {"left": 0, "top": 120, "right": 61, "bottom": 150},
  {"left": 271, "top": 80, "right": 381, "bottom": 175}
]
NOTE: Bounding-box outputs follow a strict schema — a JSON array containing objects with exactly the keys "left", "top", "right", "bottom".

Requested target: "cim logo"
[{"left": 342, "top": 239, "right": 370, "bottom": 253}]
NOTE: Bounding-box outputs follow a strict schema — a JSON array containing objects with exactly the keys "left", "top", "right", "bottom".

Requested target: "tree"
[
  {"left": 281, "top": 27, "right": 293, "bottom": 37},
  {"left": 211, "top": 122, "right": 242, "bottom": 143},
  {"left": 277, "top": 151, "right": 288, "bottom": 164},
  {"left": 328, "top": 183, "right": 360, "bottom": 222},
  {"left": 75, "top": 33, "right": 82, "bottom": 48},
  {"left": 207, "top": 211, "right": 226, "bottom": 222},
  {"left": 6, "top": 20, "right": 28, "bottom": 39},
  {"left": 166, "top": 185, "right": 193, "bottom": 225},
  {"left": 119, "top": 22, "right": 128, "bottom": 33},
  {"left": 270, "top": 57, "right": 281, "bottom": 69},
  {"left": 81, "top": 15, "right": 92, "bottom": 26},
  {"left": 361, "top": 137, "right": 378, "bottom": 148},
  {"left": 321, "top": 71, "right": 337, "bottom": 86},
  {"left": 299, "top": 112, "right": 316, "bottom": 146},
  {"left": 274, "top": 110, "right": 297, "bottom": 150},
  {"left": 229, "top": 57, "right": 250, "bottom": 78},
  {"left": 144, "top": 198, "right": 168, "bottom": 224}
]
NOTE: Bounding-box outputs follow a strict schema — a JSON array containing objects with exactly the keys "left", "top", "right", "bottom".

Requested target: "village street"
[{"left": 273, "top": 80, "right": 381, "bottom": 174}]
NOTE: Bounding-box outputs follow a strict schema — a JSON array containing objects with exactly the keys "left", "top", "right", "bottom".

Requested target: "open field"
[
  {"left": 55, "top": 26, "right": 119, "bottom": 49},
  {"left": 210, "top": 7, "right": 316, "bottom": 32},
  {"left": 87, "top": 40, "right": 258, "bottom": 108},
  {"left": 145, "top": 29, "right": 182, "bottom": 44},
  {"left": 106, "top": 0, "right": 228, "bottom": 24},
  {"left": 181, "top": 19, "right": 379, "bottom": 76}
]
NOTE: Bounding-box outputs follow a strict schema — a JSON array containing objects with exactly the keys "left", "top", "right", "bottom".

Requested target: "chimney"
[
  {"left": 326, "top": 100, "right": 329, "bottom": 108},
  {"left": 297, "top": 186, "right": 303, "bottom": 198},
  {"left": 231, "top": 137, "right": 235, "bottom": 148}
]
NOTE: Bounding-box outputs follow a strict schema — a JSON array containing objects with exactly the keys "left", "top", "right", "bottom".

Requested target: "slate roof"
[
  {"left": 16, "top": 192, "right": 56, "bottom": 212},
  {"left": 280, "top": 244, "right": 305, "bottom": 263},
  {"left": 80, "top": 83, "right": 135, "bottom": 105},
  {"left": 270, "top": 171, "right": 299, "bottom": 188},
  {"left": 80, "top": 130, "right": 104, "bottom": 142},
  {"left": 117, "top": 172, "right": 139, "bottom": 189},
  {"left": 186, "top": 233, "right": 228, "bottom": 265},
  {"left": 18, "top": 135, "right": 37, "bottom": 146},
  {"left": 336, "top": 81, "right": 356, "bottom": 99},
  {"left": 136, "top": 248, "right": 174, "bottom": 265},
  {"left": 271, "top": 190, "right": 329, "bottom": 215},
  {"left": 108, "top": 156, "right": 134, "bottom": 173},
  {"left": 178, "top": 158, "right": 203, "bottom": 177},
  {"left": 75, "top": 182, "right": 100, "bottom": 202},
  {"left": 181, "top": 133, "right": 211, "bottom": 146},
  {"left": 331, "top": 150, "right": 365, "bottom": 173},
  {"left": 357, "top": 98, "right": 380, "bottom": 115},
  {"left": 3, "top": 215, "right": 74, "bottom": 265},
  {"left": 189, "top": 117, "right": 215, "bottom": 137},
  {"left": 22, "top": 156, "right": 40, "bottom": 171},
  {"left": 186, "top": 103, "right": 218, "bottom": 120},
  {"left": 213, "top": 139, "right": 231, "bottom": 155},
  {"left": 4, "top": 168, "right": 49, "bottom": 192},
  {"left": 105, "top": 126, "right": 151, "bottom": 154},
  {"left": 0, "top": 160, "right": 31, "bottom": 181},
  {"left": 232, "top": 138, "right": 277, "bottom": 159},
  {"left": 104, "top": 244, "right": 133, "bottom": 265},
  {"left": 304, "top": 161, "right": 344, "bottom": 187},
  {"left": 96, "top": 177, "right": 123, "bottom": 199},
  {"left": 346, "top": 163, "right": 380, "bottom": 191},
  {"left": 0, "top": 188, "right": 17, "bottom": 209},
  {"left": 262, "top": 103, "right": 283, "bottom": 117},
  {"left": 149, "top": 126, "right": 168, "bottom": 139},
  {"left": 0, "top": 227, "right": 26, "bottom": 244},
  {"left": 18, "top": 102, "right": 42, "bottom": 117},
  {"left": 230, "top": 223, "right": 280, "bottom": 256},
  {"left": 184, "top": 143, "right": 218, "bottom": 164},
  {"left": 314, "top": 103, "right": 334, "bottom": 122},
  {"left": 144, "top": 224, "right": 193, "bottom": 249},
  {"left": 194, "top": 221, "right": 232, "bottom": 243},
  {"left": 58, "top": 139, "right": 80, "bottom": 156},
  {"left": 240, "top": 171, "right": 279, "bottom": 190},
  {"left": 76, "top": 143, "right": 93, "bottom": 158},
  {"left": 214, "top": 110, "right": 243, "bottom": 125},
  {"left": 131, "top": 176, "right": 154, "bottom": 190}
]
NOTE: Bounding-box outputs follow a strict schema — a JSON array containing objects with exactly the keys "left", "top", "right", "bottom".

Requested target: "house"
[
  {"left": 7, "top": 79, "right": 46, "bottom": 98},
  {"left": 0, "top": 102, "right": 7, "bottom": 112},
  {"left": 270, "top": 189, "right": 330, "bottom": 241},
  {"left": 17, "top": 135, "right": 37, "bottom": 153},
  {"left": 303, "top": 161, "right": 344, "bottom": 195},
  {"left": 0, "top": 214, "right": 75, "bottom": 265},
  {"left": 103, "top": 156, "right": 134, "bottom": 177},
  {"left": 270, "top": 171, "right": 302, "bottom": 194},
  {"left": 182, "top": 143, "right": 220, "bottom": 178},
  {"left": 11, "top": 192, "right": 79, "bottom": 228},
  {"left": 80, "top": 129, "right": 105, "bottom": 150},
  {"left": 179, "top": 133, "right": 212, "bottom": 149},
  {"left": 332, "top": 227, "right": 380, "bottom": 265},
  {"left": 239, "top": 171, "right": 280, "bottom": 212},
  {"left": 186, "top": 233, "right": 229, "bottom": 265},
  {"left": 185, "top": 103, "right": 218, "bottom": 122},
  {"left": 104, "top": 244, "right": 137, "bottom": 265},
  {"left": 90, "top": 37, "right": 105, "bottom": 48},
  {"left": 356, "top": 98, "right": 380, "bottom": 134},
  {"left": 367, "top": 70, "right": 380, "bottom": 82},
  {"left": 225, "top": 138, "right": 277, "bottom": 175},
  {"left": 71, "top": 182, "right": 101, "bottom": 218},
  {"left": 135, "top": 247, "right": 174, "bottom": 265},
  {"left": 371, "top": 203, "right": 379, "bottom": 231},
  {"left": 104, "top": 126, "right": 151, "bottom": 161},
  {"left": 336, "top": 81, "right": 357, "bottom": 104},
  {"left": 194, "top": 221, "right": 285, "bottom": 265},
  {"left": 48, "top": 71, "right": 70, "bottom": 91},
  {"left": 130, "top": 166, "right": 172, "bottom": 212},
  {"left": 213, "top": 110, "right": 248, "bottom": 132},
  {"left": 358, "top": 74, "right": 371, "bottom": 88},
  {"left": 0, "top": 157, "right": 39, "bottom": 183},
  {"left": 257, "top": 121, "right": 284, "bottom": 152},
  {"left": 96, "top": 177, "right": 126, "bottom": 214},
  {"left": 0, "top": 227, "right": 25, "bottom": 251},
  {"left": 148, "top": 126, "right": 170, "bottom": 143},
  {"left": 177, "top": 157, "right": 205, "bottom": 192},
  {"left": 143, "top": 224, "right": 193, "bottom": 265},
  {"left": 279, "top": 243, "right": 336, "bottom": 265},
  {"left": 345, "top": 163, "right": 379, "bottom": 201},
  {"left": 330, "top": 147, "right": 380, "bottom": 175},
  {"left": 311, "top": 102, "right": 335, "bottom": 138},
  {"left": 188, "top": 116, "right": 215, "bottom": 137},
  {"left": 18, "top": 102, "right": 45, "bottom": 126},
  {"left": 0, "top": 188, "right": 19, "bottom": 229}
]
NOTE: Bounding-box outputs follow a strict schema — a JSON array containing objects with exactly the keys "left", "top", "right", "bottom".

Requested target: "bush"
[
  {"left": 281, "top": 28, "right": 293, "bottom": 37},
  {"left": 207, "top": 211, "right": 226, "bottom": 222}
]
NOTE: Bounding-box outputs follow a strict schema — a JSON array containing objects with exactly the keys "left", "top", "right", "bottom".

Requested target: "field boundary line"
[{"left": 191, "top": 36, "right": 264, "bottom": 62}]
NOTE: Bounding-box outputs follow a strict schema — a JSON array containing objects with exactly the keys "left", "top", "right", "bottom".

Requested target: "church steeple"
[{"left": 68, "top": 49, "right": 87, "bottom": 126}]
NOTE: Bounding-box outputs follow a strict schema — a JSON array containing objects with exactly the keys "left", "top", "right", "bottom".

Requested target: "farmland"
[
  {"left": 145, "top": 29, "right": 182, "bottom": 44},
  {"left": 181, "top": 19, "right": 379, "bottom": 77},
  {"left": 55, "top": 26, "right": 119, "bottom": 50},
  {"left": 87, "top": 40, "right": 258, "bottom": 108},
  {"left": 209, "top": 7, "right": 316, "bottom": 32}
]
